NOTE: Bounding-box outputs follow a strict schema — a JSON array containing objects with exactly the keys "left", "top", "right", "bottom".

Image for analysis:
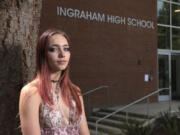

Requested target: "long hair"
[{"left": 35, "top": 28, "right": 82, "bottom": 118}]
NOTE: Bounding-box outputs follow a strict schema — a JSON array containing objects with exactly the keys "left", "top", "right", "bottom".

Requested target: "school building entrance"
[
  {"left": 158, "top": 51, "right": 180, "bottom": 101},
  {"left": 157, "top": 0, "right": 180, "bottom": 101}
]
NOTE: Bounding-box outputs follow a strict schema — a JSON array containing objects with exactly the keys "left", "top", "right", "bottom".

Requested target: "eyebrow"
[{"left": 51, "top": 44, "right": 69, "bottom": 47}]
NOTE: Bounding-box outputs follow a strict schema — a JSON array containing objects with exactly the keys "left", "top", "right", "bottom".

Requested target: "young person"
[{"left": 19, "top": 29, "right": 90, "bottom": 135}]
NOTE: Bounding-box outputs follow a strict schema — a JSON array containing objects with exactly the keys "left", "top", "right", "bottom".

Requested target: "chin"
[
  {"left": 58, "top": 65, "right": 68, "bottom": 71},
  {"left": 51, "top": 64, "right": 68, "bottom": 72}
]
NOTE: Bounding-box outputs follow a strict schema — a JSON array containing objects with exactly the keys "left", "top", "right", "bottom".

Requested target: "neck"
[{"left": 50, "top": 71, "right": 62, "bottom": 81}]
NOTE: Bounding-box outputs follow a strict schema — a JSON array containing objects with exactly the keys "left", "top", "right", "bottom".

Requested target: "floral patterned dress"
[{"left": 39, "top": 93, "right": 82, "bottom": 135}]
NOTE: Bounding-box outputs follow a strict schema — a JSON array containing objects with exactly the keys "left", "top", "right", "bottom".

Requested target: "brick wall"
[{"left": 40, "top": 0, "right": 158, "bottom": 108}]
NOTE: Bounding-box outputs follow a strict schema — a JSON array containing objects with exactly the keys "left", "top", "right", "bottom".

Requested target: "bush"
[
  {"left": 151, "top": 109, "right": 180, "bottom": 135},
  {"left": 120, "top": 121, "right": 152, "bottom": 135},
  {"left": 121, "top": 107, "right": 180, "bottom": 135}
]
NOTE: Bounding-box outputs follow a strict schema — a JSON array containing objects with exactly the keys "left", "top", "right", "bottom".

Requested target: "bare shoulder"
[
  {"left": 20, "top": 81, "right": 41, "bottom": 100},
  {"left": 76, "top": 86, "right": 81, "bottom": 91},
  {"left": 74, "top": 85, "right": 83, "bottom": 96},
  {"left": 19, "top": 80, "right": 42, "bottom": 113},
  {"left": 74, "top": 85, "right": 83, "bottom": 99},
  {"left": 19, "top": 80, "right": 42, "bottom": 135}
]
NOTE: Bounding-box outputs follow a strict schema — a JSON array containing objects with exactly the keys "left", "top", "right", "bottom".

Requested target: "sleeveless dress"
[{"left": 39, "top": 93, "right": 82, "bottom": 135}]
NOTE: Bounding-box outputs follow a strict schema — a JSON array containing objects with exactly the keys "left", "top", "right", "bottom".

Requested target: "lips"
[{"left": 57, "top": 60, "right": 67, "bottom": 64}]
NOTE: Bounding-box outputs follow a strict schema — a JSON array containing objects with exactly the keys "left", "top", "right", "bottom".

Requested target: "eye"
[
  {"left": 64, "top": 47, "right": 70, "bottom": 52},
  {"left": 48, "top": 48, "right": 55, "bottom": 52},
  {"left": 48, "top": 48, "right": 57, "bottom": 52}
]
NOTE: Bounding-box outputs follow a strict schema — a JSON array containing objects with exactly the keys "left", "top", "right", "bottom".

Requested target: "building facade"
[
  {"left": 39, "top": 0, "right": 180, "bottom": 108},
  {"left": 157, "top": 0, "right": 180, "bottom": 101}
]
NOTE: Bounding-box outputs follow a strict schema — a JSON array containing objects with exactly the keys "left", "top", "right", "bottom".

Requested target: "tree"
[{"left": 0, "top": 0, "right": 42, "bottom": 134}]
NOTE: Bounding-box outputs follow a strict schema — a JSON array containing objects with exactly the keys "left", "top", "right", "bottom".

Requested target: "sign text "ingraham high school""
[{"left": 57, "top": 6, "right": 155, "bottom": 29}]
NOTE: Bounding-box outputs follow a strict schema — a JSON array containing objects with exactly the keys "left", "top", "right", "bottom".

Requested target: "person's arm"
[
  {"left": 19, "top": 86, "right": 42, "bottom": 135},
  {"left": 79, "top": 95, "right": 90, "bottom": 135}
]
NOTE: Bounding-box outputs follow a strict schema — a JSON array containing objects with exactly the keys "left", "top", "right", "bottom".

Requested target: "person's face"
[{"left": 47, "top": 34, "right": 71, "bottom": 72}]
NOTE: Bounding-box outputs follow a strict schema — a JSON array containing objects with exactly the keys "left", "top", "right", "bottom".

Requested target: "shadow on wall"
[{"left": 0, "top": 45, "right": 23, "bottom": 135}]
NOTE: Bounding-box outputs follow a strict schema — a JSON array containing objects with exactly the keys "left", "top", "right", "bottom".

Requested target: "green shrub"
[
  {"left": 120, "top": 121, "right": 152, "bottom": 135},
  {"left": 151, "top": 111, "right": 180, "bottom": 135},
  {"left": 120, "top": 107, "right": 180, "bottom": 135}
]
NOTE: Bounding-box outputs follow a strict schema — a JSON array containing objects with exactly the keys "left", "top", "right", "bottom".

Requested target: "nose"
[{"left": 58, "top": 49, "right": 65, "bottom": 58}]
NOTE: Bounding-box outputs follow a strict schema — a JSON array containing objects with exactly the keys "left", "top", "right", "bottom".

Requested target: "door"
[
  {"left": 158, "top": 54, "right": 171, "bottom": 101},
  {"left": 171, "top": 54, "right": 180, "bottom": 100}
]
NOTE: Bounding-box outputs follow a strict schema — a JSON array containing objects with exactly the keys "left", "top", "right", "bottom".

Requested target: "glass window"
[
  {"left": 171, "top": 55, "right": 180, "bottom": 99},
  {"left": 158, "top": 55, "right": 169, "bottom": 96},
  {"left": 157, "top": 0, "right": 170, "bottom": 25},
  {"left": 172, "top": 28, "right": 180, "bottom": 50},
  {"left": 172, "top": 0, "right": 180, "bottom": 2},
  {"left": 172, "top": 4, "right": 180, "bottom": 26},
  {"left": 158, "top": 26, "right": 170, "bottom": 49}
]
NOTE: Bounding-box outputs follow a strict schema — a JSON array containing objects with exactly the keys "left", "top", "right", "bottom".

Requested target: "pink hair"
[{"left": 35, "top": 29, "right": 82, "bottom": 118}]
